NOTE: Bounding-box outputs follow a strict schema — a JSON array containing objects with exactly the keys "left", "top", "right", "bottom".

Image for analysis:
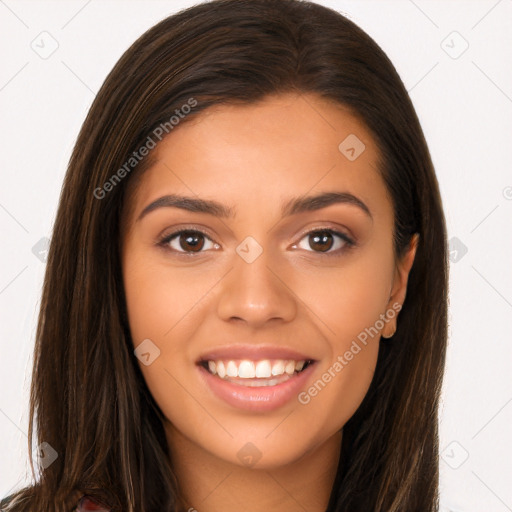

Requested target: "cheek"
[
  {"left": 290, "top": 252, "right": 393, "bottom": 425},
  {"left": 122, "top": 255, "right": 209, "bottom": 418},
  {"left": 291, "top": 251, "right": 394, "bottom": 349},
  {"left": 122, "top": 253, "right": 215, "bottom": 351}
]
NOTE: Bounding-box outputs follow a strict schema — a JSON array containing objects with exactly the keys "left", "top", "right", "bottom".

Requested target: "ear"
[{"left": 382, "top": 233, "right": 419, "bottom": 338}]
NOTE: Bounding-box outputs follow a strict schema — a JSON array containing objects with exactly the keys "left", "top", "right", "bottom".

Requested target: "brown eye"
[
  {"left": 308, "top": 231, "right": 334, "bottom": 252},
  {"left": 294, "top": 229, "right": 353, "bottom": 255},
  {"left": 178, "top": 231, "right": 205, "bottom": 252},
  {"left": 162, "top": 229, "right": 218, "bottom": 253}
]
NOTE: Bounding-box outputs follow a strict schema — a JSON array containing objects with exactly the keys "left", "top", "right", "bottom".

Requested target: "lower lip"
[{"left": 198, "top": 363, "right": 316, "bottom": 412}]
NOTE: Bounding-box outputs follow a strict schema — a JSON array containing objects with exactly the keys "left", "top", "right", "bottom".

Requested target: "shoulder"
[
  {"left": 0, "top": 493, "right": 14, "bottom": 509},
  {"left": 76, "top": 496, "right": 111, "bottom": 511},
  {"left": 1, "top": 491, "right": 111, "bottom": 512},
  {"left": 0, "top": 490, "right": 33, "bottom": 510}
]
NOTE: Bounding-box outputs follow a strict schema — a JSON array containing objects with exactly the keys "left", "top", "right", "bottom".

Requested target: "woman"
[{"left": 1, "top": 0, "right": 448, "bottom": 510}]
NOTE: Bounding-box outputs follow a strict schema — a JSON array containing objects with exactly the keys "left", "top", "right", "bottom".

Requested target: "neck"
[{"left": 165, "top": 425, "right": 343, "bottom": 512}]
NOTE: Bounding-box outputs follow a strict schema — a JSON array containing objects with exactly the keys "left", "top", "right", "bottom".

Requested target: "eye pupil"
[
  {"left": 180, "top": 231, "right": 205, "bottom": 252},
  {"left": 309, "top": 231, "right": 334, "bottom": 252}
]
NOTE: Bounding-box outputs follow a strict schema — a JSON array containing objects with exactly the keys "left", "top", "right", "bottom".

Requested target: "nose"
[{"left": 216, "top": 245, "right": 297, "bottom": 328}]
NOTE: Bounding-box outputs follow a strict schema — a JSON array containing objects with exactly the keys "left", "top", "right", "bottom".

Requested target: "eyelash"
[{"left": 157, "top": 226, "right": 355, "bottom": 258}]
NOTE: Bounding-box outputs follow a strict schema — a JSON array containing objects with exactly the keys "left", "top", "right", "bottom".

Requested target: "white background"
[{"left": 1, "top": 1, "right": 511, "bottom": 510}]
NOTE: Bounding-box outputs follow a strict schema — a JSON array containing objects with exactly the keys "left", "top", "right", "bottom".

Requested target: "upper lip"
[{"left": 197, "top": 344, "right": 316, "bottom": 363}]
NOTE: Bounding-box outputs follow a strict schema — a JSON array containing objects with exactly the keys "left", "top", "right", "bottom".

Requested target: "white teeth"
[
  {"left": 271, "top": 360, "right": 285, "bottom": 376},
  {"left": 216, "top": 361, "right": 226, "bottom": 379},
  {"left": 255, "top": 360, "right": 272, "bottom": 378},
  {"left": 205, "top": 358, "right": 308, "bottom": 379},
  {"left": 226, "top": 361, "right": 238, "bottom": 377},
  {"left": 238, "top": 360, "right": 256, "bottom": 378},
  {"left": 284, "top": 361, "right": 295, "bottom": 375}
]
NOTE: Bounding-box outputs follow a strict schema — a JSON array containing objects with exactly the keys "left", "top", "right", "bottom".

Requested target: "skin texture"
[{"left": 121, "top": 93, "right": 418, "bottom": 512}]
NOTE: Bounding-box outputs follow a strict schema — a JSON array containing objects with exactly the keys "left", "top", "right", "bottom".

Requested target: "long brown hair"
[{"left": 1, "top": 1, "right": 448, "bottom": 510}]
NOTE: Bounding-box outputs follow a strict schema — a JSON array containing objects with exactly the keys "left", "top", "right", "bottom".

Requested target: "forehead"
[{"left": 125, "top": 93, "right": 392, "bottom": 224}]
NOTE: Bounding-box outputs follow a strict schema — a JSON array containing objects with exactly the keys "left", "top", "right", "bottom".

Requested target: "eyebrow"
[{"left": 136, "top": 191, "right": 372, "bottom": 221}]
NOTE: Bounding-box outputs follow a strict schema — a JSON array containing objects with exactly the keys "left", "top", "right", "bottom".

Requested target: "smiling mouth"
[{"left": 198, "top": 358, "right": 315, "bottom": 387}]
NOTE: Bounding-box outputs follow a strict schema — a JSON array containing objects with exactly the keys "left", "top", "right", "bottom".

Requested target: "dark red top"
[{"left": 75, "top": 496, "right": 111, "bottom": 511}]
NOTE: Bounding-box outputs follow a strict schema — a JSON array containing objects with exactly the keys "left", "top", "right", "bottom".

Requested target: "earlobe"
[
  {"left": 382, "top": 233, "right": 419, "bottom": 339},
  {"left": 381, "top": 321, "right": 396, "bottom": 339}
]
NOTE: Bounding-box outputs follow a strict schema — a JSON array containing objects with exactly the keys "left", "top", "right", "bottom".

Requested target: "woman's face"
[{"left": 121, "top": 92, "right": 417, "bottom": 469}]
